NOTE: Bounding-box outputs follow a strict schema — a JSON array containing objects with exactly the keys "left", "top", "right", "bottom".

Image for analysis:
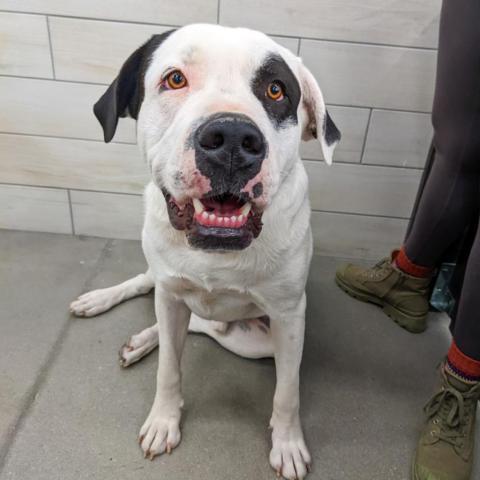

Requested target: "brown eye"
[
  {"left": 266, "top": 81, "right": 284, "bottom": 101},
  {"left": 165, "top": 70, "right": 187, "bottom": 89}
]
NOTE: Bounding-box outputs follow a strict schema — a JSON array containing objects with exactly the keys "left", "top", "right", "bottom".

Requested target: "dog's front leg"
[
  {"left": 268, "top": 294, "right": 311, "bottom": 480},
  {"left": 139, "top": 287, "right": 190, "bottom": 460}
]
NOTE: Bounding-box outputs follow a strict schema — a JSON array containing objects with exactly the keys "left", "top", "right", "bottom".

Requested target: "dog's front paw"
[
  {"left": 139, "top": 403, "right": 182, "bottom": 460},
  {"left": 269, "top": 422, "right": 311, "bottom": 480},
  {"left": 69, "top": 288, "right": 119, "bottom": 317}
]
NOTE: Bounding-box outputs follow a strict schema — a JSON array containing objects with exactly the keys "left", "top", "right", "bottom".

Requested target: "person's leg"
[
  {"left": 399, "top": 0, "right": 480, "bottom": 270},
  {"left": 412, "top": 3, "right": 480, "bottom": 472},
  {"left": 337, "top": 0, "right": 480, "bottom": 336},
  {"left": 447, "top": 211, "right": 480, "bottom": 376},
  {"left": 413, "top": 361, "right": 480, "bottom": 480},
  {"left": 414, "top": 219, "right": 480, "bottom": 480},
  {"left": 400, "top": 0, "right": 480, "bottom": 267}
]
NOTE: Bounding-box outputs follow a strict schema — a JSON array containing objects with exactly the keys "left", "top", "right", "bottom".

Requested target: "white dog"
[{"left": 70, "top": 24, "right": 340, "bottom": 480}]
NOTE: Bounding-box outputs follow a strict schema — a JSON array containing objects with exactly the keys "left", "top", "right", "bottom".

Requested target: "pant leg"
[
  {"left": 403, "top": 0, "right": 480, "bottom": 267},
  {"left": 452, "top": 204, "right": 480, "bottom": 360}
]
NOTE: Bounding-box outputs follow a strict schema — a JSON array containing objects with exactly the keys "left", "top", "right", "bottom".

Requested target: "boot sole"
[{"left": 335, "top": 274, "right": 427, "bottom": 334}]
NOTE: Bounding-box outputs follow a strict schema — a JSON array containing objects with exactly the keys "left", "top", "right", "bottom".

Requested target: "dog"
[{"left": 70, "top": 23, "right": 340, "bottom": 480}]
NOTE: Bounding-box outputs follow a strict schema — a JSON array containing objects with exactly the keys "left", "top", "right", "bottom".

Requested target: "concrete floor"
[{"left": 0, "top": 229, "right": 477, "bottom": 480}]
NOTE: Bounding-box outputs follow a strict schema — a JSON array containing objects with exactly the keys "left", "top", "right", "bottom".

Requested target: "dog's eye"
[
  {"left": 266, "top": 81, "right": 284, "bottom": 101},
  {"left": 164, "top": 70, "right": 188, "bottom": 90}
]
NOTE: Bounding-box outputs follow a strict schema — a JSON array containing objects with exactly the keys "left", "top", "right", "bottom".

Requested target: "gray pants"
[{"left": 404, "top": 0, "right": 480, "bottom": 359}]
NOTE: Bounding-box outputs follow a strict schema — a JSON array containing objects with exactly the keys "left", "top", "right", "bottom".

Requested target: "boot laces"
[
  {"left": 424, "top": 383, "right": 480, "bottom": 447},
  {"left": 360, "top": 257, "right": 390, "bottom": 280},
  {"left": 374, "top": 258, "right": 390, "bottom": 269}
]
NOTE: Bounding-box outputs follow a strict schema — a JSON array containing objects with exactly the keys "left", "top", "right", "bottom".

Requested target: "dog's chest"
[{"left": 165, "top": 276, "right": 262, "bottom": 322}]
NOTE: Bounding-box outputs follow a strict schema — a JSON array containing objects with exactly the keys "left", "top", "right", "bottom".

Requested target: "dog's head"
[{"left": 94, "top": 24, "right": 340, "bottom": 251}]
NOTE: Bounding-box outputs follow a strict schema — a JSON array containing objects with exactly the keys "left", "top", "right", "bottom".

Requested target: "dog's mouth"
[{"left": 162, "top": 189, "right": 263, "bottom": 251}]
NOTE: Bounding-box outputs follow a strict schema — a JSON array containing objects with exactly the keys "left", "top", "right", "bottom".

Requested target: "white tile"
[
  {"left": 49, "top": 17, "right": 173, "bottom": 84},
  {"left": 0, "top": 12, "right": 52, "bottom": 77},
  {"left": 300, "top": 40, "right": 437, "bottom": 112},
  {"left": 311, "top": 211, "right": 407, "bottom": 259},
  {"left": 305, "top": 161, "right": 421, "bottom": 218},
  {"left": 48, "top": 17, "right": 300, "bottom": 84},
  {"left": 271, "top": 36, "right": 299, "bottom": 54},
  {"left": 0, "top": 77, "right": 136, "bottom": 143},
  {"left": 220, "top": 0, "right": 440, "bottom": 48},
  {"left": 0, "top": 133, "right": 147, "bottom": 194},
  {"left": 363, "top": 110, "right": 432, "bottom": 168},
  {"left": 0, "top": 0, "right": 218, "bottom": 25},
  {"left": 301, "top": 105, "right": 370, "bottom": 163},
  {"left": 70, "top": 190, "right": 143, "bottom": 240},
  {"left": 0, "top": 184, "right": 71, "bottom": 234}
]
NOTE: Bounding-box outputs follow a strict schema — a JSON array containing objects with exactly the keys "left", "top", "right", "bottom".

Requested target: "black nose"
[
  {"left": 197, "top": 116, "right": 266, "bottom": 159},
  {"left": 194, "top": 113, "right": 266, "bottom": 190}
]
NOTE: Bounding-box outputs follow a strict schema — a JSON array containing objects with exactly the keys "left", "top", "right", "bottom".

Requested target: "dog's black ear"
[
  {"left": 94, "top": 30, "right": 175, "bottom": 143},
  {"left": 298, "top": 62, "right": 340, "bottom": 165}
]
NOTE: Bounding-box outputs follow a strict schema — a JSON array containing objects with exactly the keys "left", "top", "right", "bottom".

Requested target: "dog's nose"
[{"left": 194, "top": 113, "right": 266, "bottom": 175}]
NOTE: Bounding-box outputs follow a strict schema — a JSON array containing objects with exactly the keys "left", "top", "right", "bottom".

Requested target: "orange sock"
[
  {"left": 446, "top": 341, "right": 480, "bottom": 383},
  {"left": 394, "top": 246, "right": 434, "bottom": 278}
]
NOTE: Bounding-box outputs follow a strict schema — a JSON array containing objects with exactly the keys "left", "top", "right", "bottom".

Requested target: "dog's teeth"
[
  {"left": 193, "top": 198, "right": 204, "bottom": 214},
  {"left": 240, "top": 203, "right": 252, "bottom": 216},
  {"left": 196, "top": 209, "right": 250, "bottom": 228}
]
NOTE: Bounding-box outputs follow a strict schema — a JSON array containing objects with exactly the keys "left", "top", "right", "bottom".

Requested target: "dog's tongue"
[{"left": 202, "top": 197, "right": 242, "bottom": 215}]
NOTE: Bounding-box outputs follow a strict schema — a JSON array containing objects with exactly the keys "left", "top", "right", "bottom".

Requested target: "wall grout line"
[
  {"left": 359, "top": 108, "right": 373, "bottom": 164},
  {"left": 0, "top": 182, "right": 144, "bottom": 197},
  {"left": 0, "top": 182, "right": 412, "bottom": 221},
  {"left": 297, "top": 38, "right": 302, "bottom": 56},
  {"left": 328, "top": 103, "right": 431, "bottom": 115},
  {"left": 217, "top": 0, "right": 221, "bottom": 24},
  {"left": 0, "top": 9, "right": 439, "bottom": 51},
  {"left": 0, "top": 73, "right": 107, "bottom": 86},
  {"left": 296, "top": 36, "right": 437, "bottom": 52},
  {"left": 0, "top": 10, "right": 182, "bottom": 30},
  {"left": 45, "top": 16, "right": 56, "bottom": 79},
  {"left": 301, "top": 157, "right": 424, "bottom": 170},
  {"left": 359, "top": 162, "right": 423, "bottom": 170},
  {"left": 311, "top": 209, "right": 410, "bottom": 221},
  {"left": 67, "top": 189, "right": 76, "bottom": 235},
  {"left": 0, "top": 130, "right": 137, "bottom": 146}
]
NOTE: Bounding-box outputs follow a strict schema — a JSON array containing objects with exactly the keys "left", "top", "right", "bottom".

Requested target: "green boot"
[
  {"left": 335, "top": 251, "right": 431, "bottom": 333},
  {"left": 413, "top": 368, "right": 480, "bottom": 480}
]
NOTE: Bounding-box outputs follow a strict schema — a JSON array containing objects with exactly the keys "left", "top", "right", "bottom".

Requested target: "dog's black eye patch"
[{"left": 251, "top": 53, "right": 301, "bottom": 128}]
